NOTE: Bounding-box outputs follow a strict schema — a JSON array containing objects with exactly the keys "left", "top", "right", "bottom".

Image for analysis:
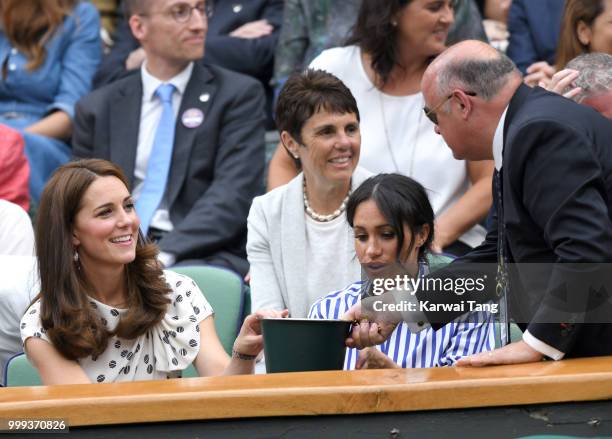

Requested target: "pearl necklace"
[{"left": 303, "top": 179, "right": 351, "bottom": 222}]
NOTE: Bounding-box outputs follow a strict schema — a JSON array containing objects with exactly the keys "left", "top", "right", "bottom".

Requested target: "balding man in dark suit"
[{"left": 345, "top": 40, "right": 612, "bottom": 366}]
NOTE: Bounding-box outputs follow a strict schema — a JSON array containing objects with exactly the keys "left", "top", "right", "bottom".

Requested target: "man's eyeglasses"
[
  {"left": 423, "top": 91, "right": 476, "bottom": 125},
  {"left": 141, "top": 1, "right": 214, "bottom": 23}
]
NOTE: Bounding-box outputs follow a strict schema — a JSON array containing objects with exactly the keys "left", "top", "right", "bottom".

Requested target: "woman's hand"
[
  {"left": 524, "top": 61, "right": 556, "bottom": 88},
  {"left": 545, "top": 69, "right": 582, "bottom": 100},
  {"left": 232, "top": 309, "right": 289, "bottom": 357},
  {"left": 356, "top": 347, "right": 399, "bottom": 369}
]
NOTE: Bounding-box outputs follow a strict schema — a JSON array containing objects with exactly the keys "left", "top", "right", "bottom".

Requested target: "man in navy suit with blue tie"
[
  {"left": 73, "top": 0, "right": 265, "bottom": 276},
  {"left": 345, "top": 40, "right": 612, "bottom": 366}
]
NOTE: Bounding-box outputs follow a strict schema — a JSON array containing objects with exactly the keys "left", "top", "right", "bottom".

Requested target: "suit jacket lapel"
[
  {"left": 110, "top": 75, "right": 142, "bottom": 190},
  {"left": 167, "top": 63, "right": 216, "bottom": 207}
]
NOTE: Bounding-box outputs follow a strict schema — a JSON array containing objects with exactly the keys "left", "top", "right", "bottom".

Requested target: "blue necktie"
[{"left": 136, "top": 83, "right": 176, "bottom": 235}]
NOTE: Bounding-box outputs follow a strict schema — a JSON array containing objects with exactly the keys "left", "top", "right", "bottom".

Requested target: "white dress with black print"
[{"left": 20, "top": 270, "right": 213, "bottom": 383}]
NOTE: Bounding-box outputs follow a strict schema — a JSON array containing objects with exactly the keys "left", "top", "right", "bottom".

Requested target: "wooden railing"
[{"left": 1, "top": 356, "right": 611, "bottom": 427}]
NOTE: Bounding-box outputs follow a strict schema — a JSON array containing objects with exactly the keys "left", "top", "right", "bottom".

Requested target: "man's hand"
[
  {"left": 356, "top": 347, "right": 399, "bottom": 369},
  {"left": 455, "top": 340, "right": 544, "bottom": 367},
  {"left": 343, "top": 303, "right": 398, "bottom": 349},
  {"left": 545, "top": 69, "right": 582, "bottom": 100},
  {"left": 524, "top": 61, "right": 556, "bottom": 88},
  {"left": 229, "top": 19, "right": 273, "bottom": 39},
  {"left": 125, "top": 47, "right": 147, "bottom": 71}
]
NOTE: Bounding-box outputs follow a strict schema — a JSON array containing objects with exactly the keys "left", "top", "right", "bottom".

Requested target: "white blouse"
[{"left": 20, "top": 270, "right": 213, "bottom": 383}]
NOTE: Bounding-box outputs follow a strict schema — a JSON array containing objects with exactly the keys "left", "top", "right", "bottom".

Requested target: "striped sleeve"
[
  {"left": 437, "top": 311, "right": 496, "bottom": 366},
  {"left": 307, "top": 282, "right": 362, "bottom": 320}
]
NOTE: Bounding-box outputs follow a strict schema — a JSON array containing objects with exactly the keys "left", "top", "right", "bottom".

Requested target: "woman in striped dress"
[{"left": 309, "top": 173, "right": 495, "bottom": 369}]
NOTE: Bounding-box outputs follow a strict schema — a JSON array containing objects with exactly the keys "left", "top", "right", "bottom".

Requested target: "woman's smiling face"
[
  {"left": 288, "top": 109, "right": 361, "bottom": 186},
  {"left": 72, "top": 176, "right": 140, "bottom": 272},
  {"left": 395, "top": 0, "right": 455, "bottom": 58}
]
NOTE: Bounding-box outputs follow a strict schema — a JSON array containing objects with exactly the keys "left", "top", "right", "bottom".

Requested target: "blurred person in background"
[
  {"left": 547, "top": 52, "right": 612, "bottom": 118},
  {"left": 0, "top": 0, "right": 101, "bottom": 202},
  {"left": 273, "top": 0, "right": 487, "bottom": 99},
  {"left": 506, "top": 0, "right": 564, "bottom": 86},
  {"left": 555, "top": 0, "right": 612, "bottom": 70},
  {"left": 93, "top": 0, "right": 282, "bottom": 127},
  {"left": 475, "top": 0, "right": 512, "bottom": 52}
]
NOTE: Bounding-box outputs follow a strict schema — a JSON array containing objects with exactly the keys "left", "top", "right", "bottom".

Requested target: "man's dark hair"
[
  {"left": 346, "top": 173, "right": 435, "bottom": 262},
  {"left": 275, "top": 69, "right": 360, "bottom": 145}
]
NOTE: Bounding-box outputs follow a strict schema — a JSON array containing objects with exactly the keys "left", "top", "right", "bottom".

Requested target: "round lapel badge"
[{"left": 181, "top": 108, "right": 204, "bottom": 128}]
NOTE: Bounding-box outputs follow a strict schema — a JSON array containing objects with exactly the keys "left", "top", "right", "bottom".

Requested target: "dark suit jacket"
[
  {"left": 419, "top": 84, "right": 612, "bottom": 358},
  {"left": 93, "top": 0, "right": 283, "bottom": 87},
  {"left": 73, "top": 63, "right": 266, "bottom": 271},
  {"left": 506, "top": 0, "right": 565, "bottom": 74}
]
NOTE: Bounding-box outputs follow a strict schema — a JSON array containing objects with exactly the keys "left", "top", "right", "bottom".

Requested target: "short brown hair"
[
  {"left": 556, "top": 0, "right": 605, "bottom": 70},
  {"left": 275, "top": 69, "right": 360, "bottom": 145},
  {"left": 35, "top": 159, "right": 171, "bottom": 361}
]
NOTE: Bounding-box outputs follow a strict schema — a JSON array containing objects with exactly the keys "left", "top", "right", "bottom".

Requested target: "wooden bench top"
[{"left": 1, "top": 356, "right": 611, "bottom": 426}]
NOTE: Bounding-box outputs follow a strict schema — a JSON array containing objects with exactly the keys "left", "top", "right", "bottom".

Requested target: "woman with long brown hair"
[
  {"left": 0, "top": 0, "right": 101, "bottom": 203},
  {"left": 21, "top": 159, "right": 285, "bottom": 385},
  {"left": 556, "top": 0, "right": 612, "bottom": 70}
]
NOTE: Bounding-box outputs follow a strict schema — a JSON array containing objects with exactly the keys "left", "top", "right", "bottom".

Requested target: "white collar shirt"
[{"left": 492, "top": 105, "right": 508, "bottom": 171}]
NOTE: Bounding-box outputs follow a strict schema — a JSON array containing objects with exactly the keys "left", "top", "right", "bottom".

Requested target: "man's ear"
[
  {"left": 129, "top": 14, "right": 146, "bottom": 41},
  {"left": 455, "top": 91, "right": 473, "bottom": 121},
  {"left": 576, "top": 20, "right": 592, "bottom": 47},
  {"left": 280, "top": 131, "right": 301, "bottom": 160}
]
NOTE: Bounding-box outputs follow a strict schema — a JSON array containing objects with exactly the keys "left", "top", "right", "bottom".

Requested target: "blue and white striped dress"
[{"left": 308, "top": 281, "right": 496, "bottom": 369}]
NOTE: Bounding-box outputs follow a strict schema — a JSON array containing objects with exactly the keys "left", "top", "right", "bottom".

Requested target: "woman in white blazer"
[{"left": 247, "top": 69, "right": 371, "bottom": 317}]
